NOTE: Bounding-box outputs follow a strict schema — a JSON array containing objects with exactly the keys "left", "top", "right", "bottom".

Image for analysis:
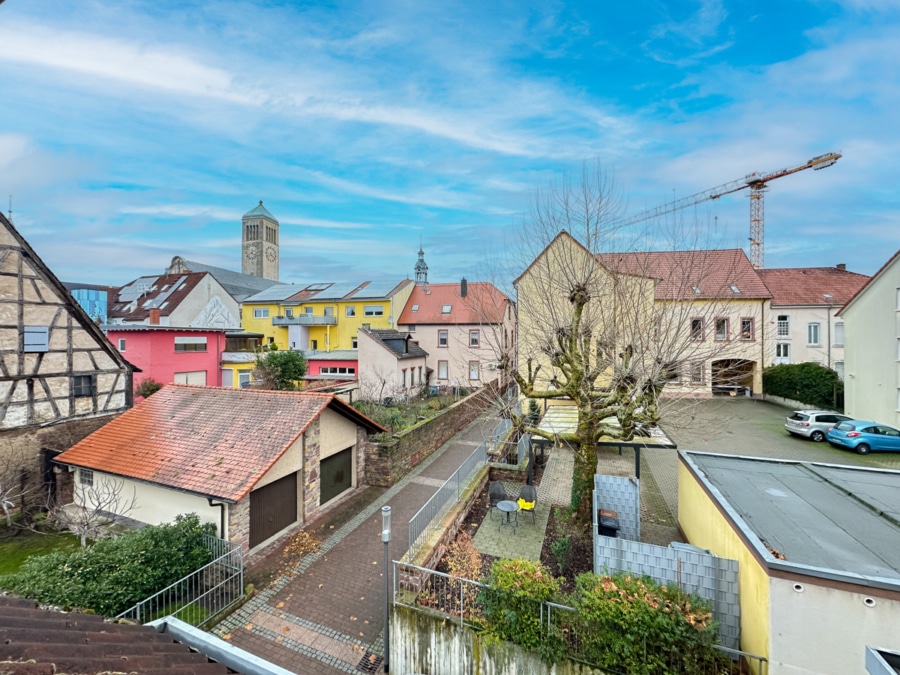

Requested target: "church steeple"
[{"left": 414, "top": 243, "right": 428, "bottom": 284}]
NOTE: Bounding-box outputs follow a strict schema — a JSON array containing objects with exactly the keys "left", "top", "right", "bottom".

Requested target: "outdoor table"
[{"left": 497, "top": 499, "right": 519, "bottom": 533}]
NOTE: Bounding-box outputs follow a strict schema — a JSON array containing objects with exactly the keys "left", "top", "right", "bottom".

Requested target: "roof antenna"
[{"left": 7, "top": 196, "right": 12, "bottom": 223}]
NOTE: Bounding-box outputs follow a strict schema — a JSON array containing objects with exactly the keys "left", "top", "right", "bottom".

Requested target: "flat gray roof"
[{"left": 684, "top": 452, "right": 900, "bottom": 585}]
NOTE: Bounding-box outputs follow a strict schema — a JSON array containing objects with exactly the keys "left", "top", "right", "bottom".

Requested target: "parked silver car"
[{"left": 785, "top": 410, "right": 851, "bottom": 442}]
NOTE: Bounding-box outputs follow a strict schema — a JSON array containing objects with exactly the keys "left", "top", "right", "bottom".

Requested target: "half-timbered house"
[{"left": 0, "top": 213, "right": 133, "bottom": 509}]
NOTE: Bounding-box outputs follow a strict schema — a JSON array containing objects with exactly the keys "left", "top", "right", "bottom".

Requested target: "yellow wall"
[
  {"left": 240, "top": 302, "right": 286, "bottom": 347},
  {"left": 678, "top": 458, "right": 770, "bottom": 670}
]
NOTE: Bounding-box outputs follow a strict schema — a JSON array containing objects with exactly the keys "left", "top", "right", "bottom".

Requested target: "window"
[
  {"left": 715, "top": 318, "right": 729, "bottom": 341},
  {"left": 239, "top": 372, "right": 251, "bottom": 388},
  {"left": 469, "top": 330, "right": 480, "bottom": 348},
  {"left": 835, "top": 361, "right": 844, "bottom": 380},
  {"left": 418, "top": 366, "right": 423, "bottom": 384},
  {"left": 305, "top": 307, "right": 313, "bottom": 315},
  {"left": 438, "top": 360, "right": 448, "bottom": 380},
  {"left": 730, "top": 285, "right": 741, "bottom": 294},
  {"left": 364, "top": 305, "right": 383, "bottom": 316},
  {"left": 807, "top": 322, "right": 821, "bottom": 346},
  {"left": 407, "top": 325, "right": 416, "bottom": 332},
  {"left": 411, "top": 304, "right": 419, "bottom": 312},
  {"left": 175, "top": 336, "right": 207, "bottom": 352},
  {"left": 438, "top": 329, "right": 448, "bottom": 347},
  {"left": 23, "top": 326, "right": 49, "bottom": 353},
  {"left": 740, "top": 318, "right": 754, "bottom": 340},
  {"left": 690, "top": 318, "right": 704, "bottom": 341},
  {"left": 352, "top": 337, "right": 358, "bottom": 349},
  {"left": 73, "top": 375, "right": 93, "bottom": 397},
  {"left": 441, "top": 304, "right": 452, "bottom": 314},
  {"left": 776, "top": 343, "right": 791, "bottom": 363},
  {"left": 79, "top": 468, "right": 93, "bottom": 487},
  {"left": 117, "top": 338, "right": 126, "bottom": 351},
  {"left": 691, "top": 286, "right": 701, "bottom": 295},
  {"left": 310, "top": 339, "right": 318, "bottom": 350},
  {"left": 284, "top": 307, "right": 294, "bottom": 318},
  {"left": 834, "top": 322, "right": 844, "bottom": 347},
  {"left": 690, "top": 362, "right": 704, "bottom": 384},
  {"left": 346, "top": 306, "right": 356, "bottom": 317},
  {"left": 324, "top": 306, "right": 334, "bottom": 317},
  {"left": 402, "top": 369, "right": 407, "bottom": 387},
  {"left": 253, "top": 308, "right": 269, "bottom": 319},
  {"left": 776, "top": 315, "right": 790, "bottom": 337},
  {"left": 469, "top": 361, "right": 480, "bottom": 380}
]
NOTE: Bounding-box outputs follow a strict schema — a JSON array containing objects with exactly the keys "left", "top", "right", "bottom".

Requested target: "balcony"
[{"left": 272, "top": 314, "right": 337, "bottom": 326}]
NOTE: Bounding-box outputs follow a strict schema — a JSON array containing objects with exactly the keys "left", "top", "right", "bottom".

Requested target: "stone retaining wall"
[{"left": 365, "top": 382, "right": 506, "bottom": 488}]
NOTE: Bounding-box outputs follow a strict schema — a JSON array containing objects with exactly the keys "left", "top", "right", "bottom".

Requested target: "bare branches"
[{"left": 52, "top": 476, "right": 138, "bottom": 546}]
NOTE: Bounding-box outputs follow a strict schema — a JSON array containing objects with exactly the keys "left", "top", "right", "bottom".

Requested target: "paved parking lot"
[{"left": 645, "top": 397, "right": 900, "bottom": 522}]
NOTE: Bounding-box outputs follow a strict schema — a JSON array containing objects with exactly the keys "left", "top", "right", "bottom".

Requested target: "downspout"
[
  {"left": 760, "top": 299, "right": 766, "bottom": 398},
  {"left": 207, "top": 498, "right": 226, "bottom": 538}
]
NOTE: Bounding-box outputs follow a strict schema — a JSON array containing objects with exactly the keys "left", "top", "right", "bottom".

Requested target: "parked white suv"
[{"left": 785, "top": 410, "right": 851, "bottom": 442}]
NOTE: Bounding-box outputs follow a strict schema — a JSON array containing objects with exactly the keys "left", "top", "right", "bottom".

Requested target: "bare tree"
[
  {"left": 52, "top": 475, "right": 138, "bottom": 546},
  {"left": 497, "top": 164, "right": 757, "bottom": 524},
  {"left": 0, "top": 453, "right": 32, "bottom": 527}
]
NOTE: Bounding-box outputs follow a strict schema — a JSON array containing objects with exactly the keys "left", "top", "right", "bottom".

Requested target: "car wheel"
[
  {"left": 857, "top": 443, "right": 870, "bottom": 455},
  {"left": 810, "top": 431, "right": 825, "bottom": 443}
]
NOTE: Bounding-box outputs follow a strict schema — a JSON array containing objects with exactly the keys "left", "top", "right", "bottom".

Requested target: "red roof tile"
[
  {"left": 757, "top": 267, "right": 870, "bottom": 307},
  {"left": 54, "top": 385, "right": 383, "bottom": 502},
  {"left": 397, "top": 282, "right": 510, "bottom": 325},
  {"left": 596, "top": 249, "right": 772, "bottom": 300}
]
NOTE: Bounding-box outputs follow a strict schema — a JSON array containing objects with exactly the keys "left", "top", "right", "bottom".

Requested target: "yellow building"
[{"left": 241, "top": 280, "right": 414, "bottom": 352}]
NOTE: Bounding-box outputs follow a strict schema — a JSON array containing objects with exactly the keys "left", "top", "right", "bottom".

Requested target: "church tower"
[
  {"left": 242, "top": 201, "right": 279, "bottom": 281},
  {"left": 414, "top": 244, "right": 428, "bottom": 284}
]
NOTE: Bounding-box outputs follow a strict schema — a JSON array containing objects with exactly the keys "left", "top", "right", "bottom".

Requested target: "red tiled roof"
[
  {"left": 54, "top": 385, "right": 383, "bottom": 502},
  {"left": 836, "top": 248, "right": 900, "bottom": 316},
  {"left": 397, "top": 282, "right": 509, "bottom": 325},
  {"left": 596, "top": 249, "right": 771, "bottom": 300},
  {"left": 0, "top": 596, "right": 230, "bottom": 674},
  {"left": 757, "top": 267, "right": 870, "bottom": 307}
]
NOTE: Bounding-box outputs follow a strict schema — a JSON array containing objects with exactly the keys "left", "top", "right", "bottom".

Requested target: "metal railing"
[
  {"left": 117, "top": 534, "right": 244, "bottom": 627},
  {"left": 407, "top": 442, "right": 487, "bottom": 559},
  {"left": 394, "top": 561, "right": 768, "bottom": 675}
]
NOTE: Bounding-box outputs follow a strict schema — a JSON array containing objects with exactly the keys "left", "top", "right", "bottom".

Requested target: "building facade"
[{"left": 357, "top": 328, "right": 428, "bottom": 401}]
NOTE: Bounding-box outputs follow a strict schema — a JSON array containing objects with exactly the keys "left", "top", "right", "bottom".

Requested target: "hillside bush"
[
  {"left": 0, "top": 514, "right": 215, "bottom": 616},
  {"left": 763, "top": 363, "right": 844, "bottom": 411}
]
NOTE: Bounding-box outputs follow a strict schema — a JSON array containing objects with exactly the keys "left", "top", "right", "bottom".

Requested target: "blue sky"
[{"left": 1, "top": 0, "right": 898, "bottom": 287}]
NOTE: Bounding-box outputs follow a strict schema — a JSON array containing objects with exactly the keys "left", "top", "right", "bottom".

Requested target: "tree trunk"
[{"left": 570, "top": 437, "right": 596, "bottom": 523}]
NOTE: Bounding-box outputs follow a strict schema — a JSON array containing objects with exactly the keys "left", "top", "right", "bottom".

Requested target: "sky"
[{"left": 1, "top": 0, "right": 898, "bottom": 289}]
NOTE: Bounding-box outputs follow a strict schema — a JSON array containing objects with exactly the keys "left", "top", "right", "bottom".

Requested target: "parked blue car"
[{"left": 826, "top": 420, "right": 900, "bottom": 454}]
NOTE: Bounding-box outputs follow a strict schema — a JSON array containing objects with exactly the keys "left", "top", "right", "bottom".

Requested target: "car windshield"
[
  {"left": 789, "top": 413, "right": 809, "bottom": 421},
  {"left": 835, "top": 422, "right": 855, "bottom": 431}
]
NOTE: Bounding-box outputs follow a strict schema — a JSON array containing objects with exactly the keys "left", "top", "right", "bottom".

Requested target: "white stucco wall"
[
  {"left": 767, "top": 305, "right": 848, "bottom": 371},
  {"left": 768, "top": 576, "right": 900, "bottom": 675},
  {"left": 842, "top": 256, "right": 900, "bottom": 426},
  {"left": 357, "top": 331, "right": 427, "bottom": 400}
]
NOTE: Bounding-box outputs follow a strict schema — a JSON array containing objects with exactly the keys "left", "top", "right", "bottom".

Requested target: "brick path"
[{"left": 212, "top": 410, "right": 502, "bottom": 674}]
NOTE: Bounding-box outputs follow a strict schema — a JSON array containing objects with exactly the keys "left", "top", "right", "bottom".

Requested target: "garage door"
[
  {"left": 249, "top": 473, "right": 298, "bottom": 548},
  {"left": 174, "top": 371, "right": 207, "bottom": 385},
  {"left": 320, "top": 448, "right": 353, "bottom": 505}
]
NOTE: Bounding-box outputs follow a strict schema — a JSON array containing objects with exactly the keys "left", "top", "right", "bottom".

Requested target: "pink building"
[{"left": 105, "top": 326, "right": 228, "bottom": 388}]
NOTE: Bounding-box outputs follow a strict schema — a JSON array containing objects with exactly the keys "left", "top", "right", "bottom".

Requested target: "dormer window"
[{"left": 441, "top": 304, "right": 452, "bottom": 314}]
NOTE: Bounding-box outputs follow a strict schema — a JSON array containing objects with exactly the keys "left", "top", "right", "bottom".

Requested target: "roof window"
[
  {"left": 691, "top": 286, "right": 702, "bottom": 295},
  {"left": 730, "top": 285, "right": 741, "bottom": 294},
  {"left": 411, "top": 304, "right": 419, "bottom": 312},
  {"left": 441, "top": 304, "right": 452, "bottom": 314}
]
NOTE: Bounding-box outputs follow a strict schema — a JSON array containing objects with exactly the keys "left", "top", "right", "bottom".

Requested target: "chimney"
[
  {"left": 149, "top": 308, "right": 160, "bottom": 325},
  {"left": 460, "top": 277, "right": 468, "bottom": 298},
  {"left": 404, "top": 335, "right": 410, "bottom": 354},
  {"left": 836, "top": 263, "right": 846, "bottom": 271}
]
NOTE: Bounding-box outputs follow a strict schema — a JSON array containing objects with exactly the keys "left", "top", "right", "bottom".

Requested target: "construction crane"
[{"left": 620, "top": 152, "right": 841, "bottom": 268}]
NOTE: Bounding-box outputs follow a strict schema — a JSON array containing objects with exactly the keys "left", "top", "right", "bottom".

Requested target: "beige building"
[
  {"left": 396, "top": 280, "right": 515, "bottom": 390},
  {"left": 838, "top": 249, "right": 900, "bottom": 427},
  {"left": 0, "top": 213, "right": 133, "bottom": 508},
  {"left": 357, "top": 329, "right": 428, "bottom": 401},
  {"left": 757, "top": 266, "right": 870, "bottom": 378}
]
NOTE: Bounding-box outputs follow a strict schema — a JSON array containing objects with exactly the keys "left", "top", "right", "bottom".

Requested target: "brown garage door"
[
  {"left": 320, "top": 448, "right": 352, "bottom": 505},
  {"left": 249, "top": 473, "right": 297, "bottom": 548}
]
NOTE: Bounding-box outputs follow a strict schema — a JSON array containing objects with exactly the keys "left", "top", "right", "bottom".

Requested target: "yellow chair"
[{"left": 517, "top": 484, "right": 537, "bottom": 524}]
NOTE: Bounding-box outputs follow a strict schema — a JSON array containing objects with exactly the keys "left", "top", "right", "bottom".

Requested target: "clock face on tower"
[
  {"left": 265, "top": 247, "right": 277, "bottom": 262},
  {"left": 245, "top": 243, "right": 260, "bottom": 260}
]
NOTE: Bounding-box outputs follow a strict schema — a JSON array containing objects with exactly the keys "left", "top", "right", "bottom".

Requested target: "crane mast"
[{"left": 620, "top": 152, "right": 841, "bottom": 268}]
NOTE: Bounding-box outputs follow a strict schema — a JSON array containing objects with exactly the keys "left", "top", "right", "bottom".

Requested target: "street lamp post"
[{"left": 382, "top": 505, "right": 391, "bottom": 673}]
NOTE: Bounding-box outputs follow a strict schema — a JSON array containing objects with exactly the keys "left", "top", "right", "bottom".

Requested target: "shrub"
[
  {"left": 135, "top": 377, "right": 163, "bottom": 398},
  {"left": 445, "top": 532, "right": 483, "bottom": 619},
  {"left": 763, "top": 362, "right": 844, "bottom": 411},
  {"left": 550, "top": 535, "right": 570, "bottom": 574},
  {"left": 480, "top": 559, "right": 563, "bottom": 660},
  {"left": 571, "top": 572, "right": 723, "bottom": 674},
  {"left": 0, "top": 514, "right": 215, "bottom": 616}
]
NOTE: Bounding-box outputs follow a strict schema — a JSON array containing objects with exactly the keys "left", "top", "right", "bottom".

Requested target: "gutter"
[{"left": 207, "top": 498, "right": 227, "bottom": 538}]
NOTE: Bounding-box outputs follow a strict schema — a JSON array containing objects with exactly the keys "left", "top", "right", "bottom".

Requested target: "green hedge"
[
  {"left": 763, "top": 363, "right": 844, "bottom": 411},
  {"left": 0, "top": 514, "right": 215, "bottom": 616}
]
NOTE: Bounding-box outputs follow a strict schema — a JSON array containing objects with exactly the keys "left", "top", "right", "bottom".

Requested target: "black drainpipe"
[{"left": 207, "top": 498, "right": 226, "bottom": 538}]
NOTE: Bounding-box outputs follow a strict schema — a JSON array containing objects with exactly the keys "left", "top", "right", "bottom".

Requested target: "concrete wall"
[
  {"left": 391, "top": 604, "right": 607, "bottom": 675},
  {"left": 842, "top": 255, "right": 900, "bottom": 427},
  {"left": 768, "top": 575, "right": 900, "bottom": 675}
]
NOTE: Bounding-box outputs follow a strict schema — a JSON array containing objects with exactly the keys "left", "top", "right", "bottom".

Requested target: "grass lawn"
[{"left": 0, "top": 528, "right": 80, "bottom": 576}]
